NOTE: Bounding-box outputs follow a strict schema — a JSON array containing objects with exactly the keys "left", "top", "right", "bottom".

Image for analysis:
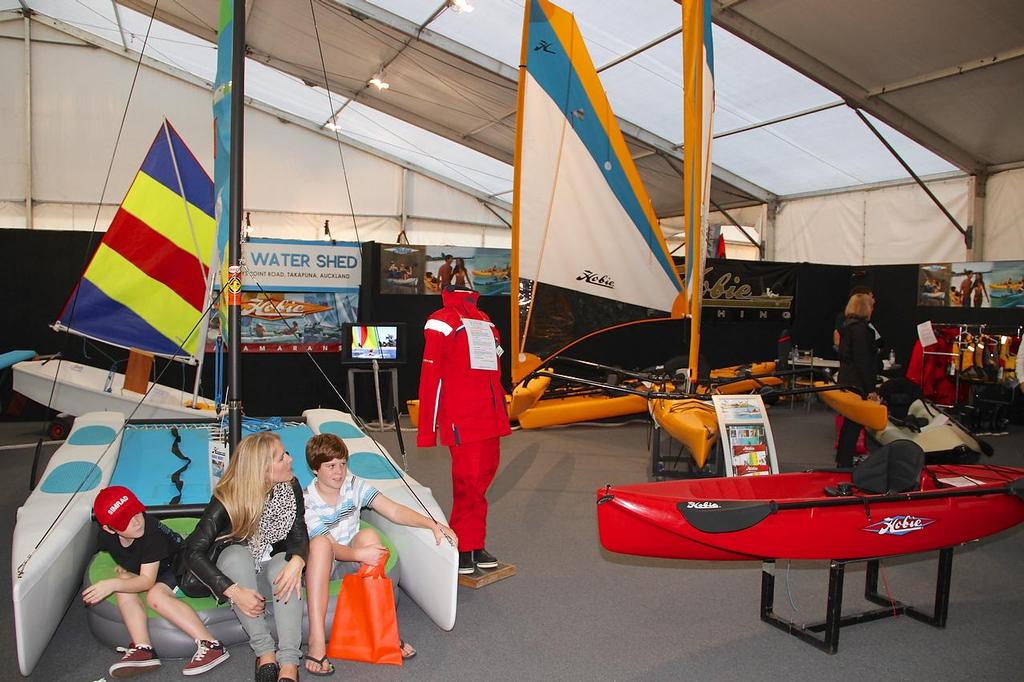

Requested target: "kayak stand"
[{"left": 760, "top": 547, "right": 953, "bottom": 653}]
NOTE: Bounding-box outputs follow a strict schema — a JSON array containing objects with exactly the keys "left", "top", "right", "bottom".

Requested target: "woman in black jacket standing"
[
  {"left": 836, "top": 293, "right": 880, "bottom": 467},
  {"left": 182, "top": 432, "right": 308, "bottom": 682}
]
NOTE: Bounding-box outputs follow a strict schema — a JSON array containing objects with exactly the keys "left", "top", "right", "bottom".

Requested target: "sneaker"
[
  {"left": 110, "top": 643, "right": 161, "bottom": 678},
  {"left": 183, "top": 639, "right": 229, "bottom": 676},
  {"left": 472, "top": 548, "right": 498, "bottom": 569},
  {"left": 458, "top": 551, "right": 475, "bottom": 575}
]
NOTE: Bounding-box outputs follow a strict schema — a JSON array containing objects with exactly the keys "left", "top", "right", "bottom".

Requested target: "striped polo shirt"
[{"left": 303, "top": 475, "right": 381, "bottom": 546}]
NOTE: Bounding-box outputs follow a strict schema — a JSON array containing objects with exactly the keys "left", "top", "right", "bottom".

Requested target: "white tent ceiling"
[{"left": 8, "top": 0, "right": 1022, "bottom": 220}]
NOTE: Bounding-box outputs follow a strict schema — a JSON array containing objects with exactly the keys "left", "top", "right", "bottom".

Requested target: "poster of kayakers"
[
  {"left": 713, "top": 395, "right": 780, "bottom": 477},
  {"left": 424, "top": 246, "right": 512, "bottom": 296},
  {"left": 950, "top": 261, "right": 1024, "bottom": 309},
  {"left": 917, "top": 263, "right": 951, "bottom": 306},
  {"left": 380, "top": 243, "right": 426, "bottom": 294}
]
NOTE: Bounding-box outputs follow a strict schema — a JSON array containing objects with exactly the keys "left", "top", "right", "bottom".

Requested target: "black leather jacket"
[{"left": 181, "top": 477, "right": 308, "bottom": 600}]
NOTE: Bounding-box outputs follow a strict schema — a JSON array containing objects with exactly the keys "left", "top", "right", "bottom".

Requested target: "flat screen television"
[{"left": 341, "top": 323, "right": 406, "bottom": 365}]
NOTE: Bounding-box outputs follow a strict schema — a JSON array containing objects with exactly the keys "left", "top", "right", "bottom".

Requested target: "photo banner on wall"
[
  {"left": 380, "top": 243, "right": 511, "bottom": 296},
  {"left": 208, "top": 238, "right": 360, "bottom": 352},
  {"left": 701, "top": 261, "right": 796, "bottom": 322},
  {"left": 919, "top": 260, "right": 1024, "bottom": 308}
]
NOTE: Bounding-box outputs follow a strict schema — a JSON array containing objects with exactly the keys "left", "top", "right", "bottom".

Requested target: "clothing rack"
[{"left": 919, "top": 323, "right": 1021, "bottom": 408}]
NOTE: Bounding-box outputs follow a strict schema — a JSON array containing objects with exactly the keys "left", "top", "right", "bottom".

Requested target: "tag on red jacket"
[{"left": 463, "top": 318, "right": 497, "bottom": 371}]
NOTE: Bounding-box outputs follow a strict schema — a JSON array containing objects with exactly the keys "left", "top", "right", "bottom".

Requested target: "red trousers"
[{"left": 448, "top": 437, "right": 500, "bottom": 551}]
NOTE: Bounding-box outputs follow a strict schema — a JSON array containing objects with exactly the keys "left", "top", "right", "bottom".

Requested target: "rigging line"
[
  {"left": 309, "top": 0, "right": 361, "bottom": 243},
  {"left": 341, "top": 105, "right": 495, "bottom": 194},
  {"left": 16, "top": 286, "right": 224, "bottom": 578},
  {"left": 37, "top": 0, "right": 161, "bottom": 427},
  {"left": 241, "top": 270, "right": 441, "bottom": 524},
  {"left": 162, "top": 119, "right": 208, "bottom": 291},
  {"left": 166, "top": 0, "right": 217, "bottom": 34}
]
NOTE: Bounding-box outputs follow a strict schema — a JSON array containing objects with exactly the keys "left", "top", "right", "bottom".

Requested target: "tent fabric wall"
[
  {"left": 0, "top": 18, "right": 509, "bottom": 246},
  {"left": 773, "top": 176, "right": 972, "bottom": 265},
  {"left": 985, "top": 168, "right": 1024, "bottom": 259},
  {"left": 773, "top": 192, "right": 864, "bottom": 264}
]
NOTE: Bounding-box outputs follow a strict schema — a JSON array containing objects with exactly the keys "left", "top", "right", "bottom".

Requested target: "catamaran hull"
[
  {"left": 597, "top": 467, "right": 1024, "bottom": 561},
  {"left": 13, "top": 412, "right": 124, "bottom": 676},
  {"left": 13, "top": 360, "right": 215, "bottom": 420},
  {"left": 517, "top": 393, "right": 647, "bottom": 429}
]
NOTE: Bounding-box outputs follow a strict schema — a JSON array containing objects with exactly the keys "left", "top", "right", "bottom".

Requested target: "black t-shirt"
[{"left": 96, "top": 513, "right": 183, "bottom": 576}]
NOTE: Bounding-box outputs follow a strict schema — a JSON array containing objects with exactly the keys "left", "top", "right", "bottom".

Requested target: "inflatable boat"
[{"left": 597, "top": 443, "right": 1024, "bottom": 561}]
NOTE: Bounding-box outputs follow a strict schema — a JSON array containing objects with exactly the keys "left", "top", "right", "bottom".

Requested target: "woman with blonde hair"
[
  {"left": 182, "top": 432, "right": 308, "bottom": 682},
  {"left": 836, "top": 293, "right": 879, "bottom": 467}
]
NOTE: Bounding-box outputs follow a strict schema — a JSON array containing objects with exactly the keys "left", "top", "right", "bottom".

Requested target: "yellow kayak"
[
  {"left": 710, "top": 360, "right": 777, "bottom": 379},
  {"left": 815, "top": 381, "right": 888, "bottom": 431},
  {"left": 509, "top": 373, "right": 551, "bottom": 419},
  {"left": 651, "top": 398, "right": 719, "bottom": 468}
]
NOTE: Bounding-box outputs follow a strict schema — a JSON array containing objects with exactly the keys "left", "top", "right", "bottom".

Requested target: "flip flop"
[
  {"left": 400, "top": 640, "right": 417, "bottom": 660},
  {"left": 304, "top": 654, "right": 335, "bottom": 676}
]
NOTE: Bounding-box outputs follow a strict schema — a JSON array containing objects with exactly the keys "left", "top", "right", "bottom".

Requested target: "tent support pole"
[
  {"left": 853, "top": 108, "right": 972, "bottom": 248},
  {"left": 23, "top": 12, "right": 32, "bottom": 228},
  {"left": 710, "top": 199, "right": 764, "bottom": 259}
]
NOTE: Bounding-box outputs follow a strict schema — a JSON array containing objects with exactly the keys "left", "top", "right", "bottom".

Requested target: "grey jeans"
[{"left": 216, "top": 544, "right": 303, "bottom": 666}]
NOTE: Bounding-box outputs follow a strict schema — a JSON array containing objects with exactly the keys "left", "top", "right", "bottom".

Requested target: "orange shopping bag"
[{"left": 326, "top": 551, "right": 403, "bottom": 666}]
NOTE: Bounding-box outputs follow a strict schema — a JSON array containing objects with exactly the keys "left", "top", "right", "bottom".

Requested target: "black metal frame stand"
[
  {"left": 760, "top": 547, "right": 954, "bottom": 653},
  {"left": 650, "top": 422, "right": 724, "bottom": 479}
]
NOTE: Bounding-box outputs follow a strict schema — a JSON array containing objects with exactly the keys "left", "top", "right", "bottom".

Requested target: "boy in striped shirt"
[{"left": 301, "top": 434, "right": 457, "bottom": 675}]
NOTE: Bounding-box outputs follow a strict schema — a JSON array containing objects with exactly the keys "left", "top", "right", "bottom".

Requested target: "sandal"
[
  {"left": 304, "top": 654, "right": 335, "bottom": 677},
  {"left": 400, "top": 640, "right": 417, "bottom": 660}
]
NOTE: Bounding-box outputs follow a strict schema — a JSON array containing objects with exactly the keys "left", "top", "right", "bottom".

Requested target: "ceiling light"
[
  {"left": 448, "top": 0, "right": 474, "bottom": 13},
  {"left": 368, "top": 72, "right": 390, "bottom": 91}
]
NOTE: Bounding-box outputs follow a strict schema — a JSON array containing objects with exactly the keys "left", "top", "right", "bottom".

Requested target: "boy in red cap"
[{"left": 85, "top": 486, "right": 229, "bottom": 677}]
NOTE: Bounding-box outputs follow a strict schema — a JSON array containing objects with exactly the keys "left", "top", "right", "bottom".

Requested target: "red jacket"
[{"left": 416, "top": 288, "right": 511, "bottom": 447}]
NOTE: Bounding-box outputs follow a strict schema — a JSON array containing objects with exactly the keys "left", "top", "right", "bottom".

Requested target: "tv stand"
[{"left": 346, "top": 366, "right": 400, "bottom": 429}]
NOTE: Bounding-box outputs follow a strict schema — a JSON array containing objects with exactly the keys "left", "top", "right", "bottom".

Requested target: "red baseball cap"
[{"left": 93, "top": 486, "right": 145, "bottom": 532}]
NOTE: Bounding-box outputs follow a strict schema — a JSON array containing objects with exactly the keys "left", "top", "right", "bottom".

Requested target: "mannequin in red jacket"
[{"left": 417, "top": 286, "right": 511, "bottom": 574}]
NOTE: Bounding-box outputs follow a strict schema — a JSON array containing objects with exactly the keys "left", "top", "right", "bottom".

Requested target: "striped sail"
[
  {"left": 682, "top": 0, "right": 715, "bottom": 378},
  {"left": 55, "top": 121, "right": 215, "bottom": 361},
  {"left": 511, "top": 0, "right": 684, "bottom": 383}
]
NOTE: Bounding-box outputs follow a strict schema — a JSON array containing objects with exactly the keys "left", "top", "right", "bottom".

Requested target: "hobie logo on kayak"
[
  {"left": 577, "top": 271, "right": 615, "bottom": 289},
  {"left": 686, "top": 501, "right": 720, "bottom": 509},
  {"left": 863, "top": 515, "right": 935, "bottom": 536}
]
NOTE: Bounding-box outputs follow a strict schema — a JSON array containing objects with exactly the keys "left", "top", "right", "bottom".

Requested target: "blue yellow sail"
[
  {"left": 55, "top": 121, "right": 215, "bottom": 360},
  {"left": 511, "top": 0, "right": 685, "bottom": 382}
]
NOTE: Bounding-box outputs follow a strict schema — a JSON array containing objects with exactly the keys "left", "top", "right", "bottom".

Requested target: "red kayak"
[{"left": 597, "top": 463, "right": 1024, "bottom": 561}]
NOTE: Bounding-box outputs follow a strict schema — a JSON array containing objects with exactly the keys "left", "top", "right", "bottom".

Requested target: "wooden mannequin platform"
[{"left": 458, "top": 562, "right": 517, "bottom": 589}]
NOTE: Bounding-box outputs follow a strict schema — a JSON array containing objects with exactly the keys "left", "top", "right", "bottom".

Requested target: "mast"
[
  {"left": 227, "top": 0, "right": 245, "bottom": 448},
  {"left": 509, "top": 0, "right": 533, "bottom": 384},
  {"left": 682, "top": 0, "right": 715, "bottom": 386}
]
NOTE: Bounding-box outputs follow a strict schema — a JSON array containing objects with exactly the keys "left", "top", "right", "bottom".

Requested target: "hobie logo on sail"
[
  {"left": 577, "top": 271, "right": 615, "bottom": 289},
  {"left": 686, "top": 501, "right": 720, "bottom": 509},
  {"left": 862, "top": 515, "right": 935, "bottom": 536}
]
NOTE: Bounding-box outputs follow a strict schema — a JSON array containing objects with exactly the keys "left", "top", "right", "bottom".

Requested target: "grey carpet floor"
[{"left": 2, "top": 403, "right": 1021, "bottom": 681}]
